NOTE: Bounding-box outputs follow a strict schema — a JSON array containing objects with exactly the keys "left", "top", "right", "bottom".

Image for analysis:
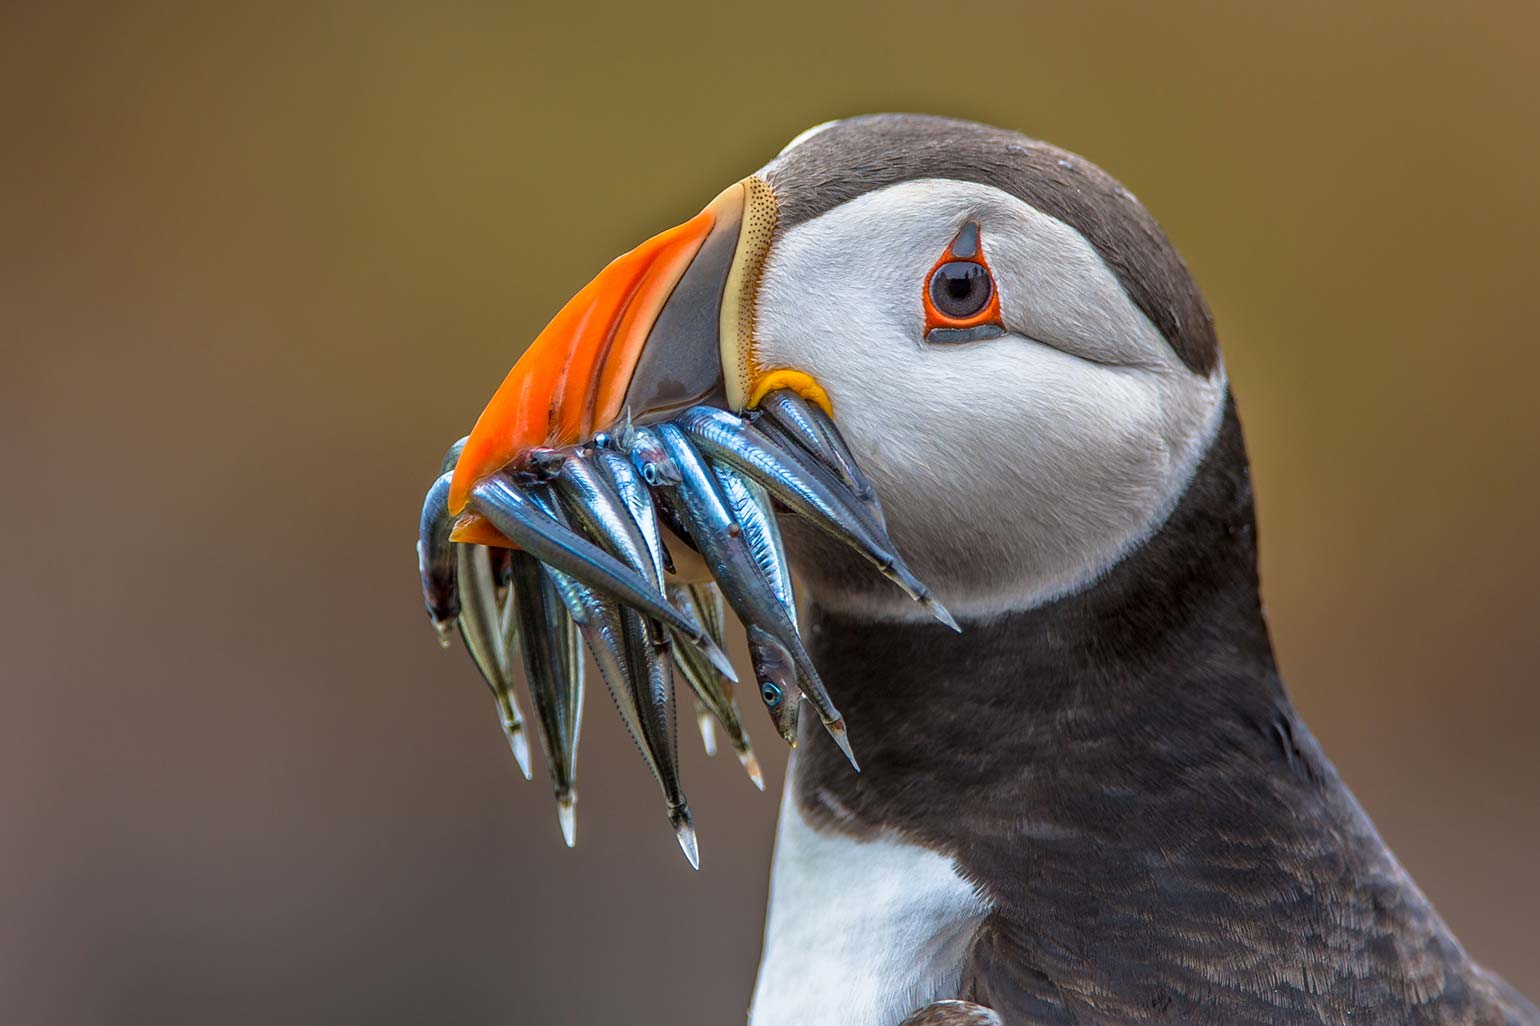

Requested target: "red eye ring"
[{"left": 923, "top": 221, "right": 1005, "bottom": 343}]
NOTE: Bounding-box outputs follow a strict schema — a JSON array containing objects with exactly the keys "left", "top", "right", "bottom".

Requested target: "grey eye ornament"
[{"left": 923, "top": 219, "right": 1007, "bottom": 344}]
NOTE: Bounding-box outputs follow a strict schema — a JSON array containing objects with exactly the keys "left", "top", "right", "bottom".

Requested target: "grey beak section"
[{"left": 619, "top": 208, "right": 739, "bottom": 422}]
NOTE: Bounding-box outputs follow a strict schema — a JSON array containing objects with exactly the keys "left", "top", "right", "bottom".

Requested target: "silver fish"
[
  {"left": 470, "top": 473, "right": 738, "bottom": 677},
  {"left": 417, "top": 472, "right": 459, "bottom": 646},
  {"left": 523, "top": 490, "right": 648, "bottom": 775},
  {"left": 416, "top": 435, "right": 472, "bottom": 645},
  {"left": 675, "top": 406, "right": 957, "bottom": 632},
  {"left": 606, "top": 448, "right": 752, "bottom": 787},
  {"left": 508, "top": 550, "right": 585, "bottom": 847},
  {"left": 592, "top": 446, "right": 668, "bottom": 588},
  {"left": 671, "top": 593, "right": 722, "bottom": 758},
  {"left": 709, "top": 464, "right": 804, "bottom": 763},
  {"left": 712, "top": 463, "right": 795, "bottom": 618},
  {"left": 643, "top": 423, "right": 857, "bottom": 771},
  {"left": 537, "top": 547, "right": 690, "bottom": 819},
  {"left": 618, "top": 603, "right": 698, "bottom": 868},
  {"left": 553, "top": 452, "right": 659, "bottom": 592},
  {"left": 670, "top": 584, "right": 764, "bottom": 790},
  {"left": 542, "top": 467, "right": 696, "bottom": 860},
  {"left": 687, "top": 583, "right": 726, "bottom": 640},
  {"left": 455, "top": 542, "right": 532, "bottom": 780},
  {"left": 747, "top": 626, "right": 800, "bottom": 748},
  {"left": 755, "top": 389, "right": 886, "bottom": 527},
  {"left": 618, "top": 417, "right": 683, "bottom": 487}
]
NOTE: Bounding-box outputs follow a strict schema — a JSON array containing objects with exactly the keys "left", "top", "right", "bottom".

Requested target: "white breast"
[{"left": 748, "top": 759, "right": 992, "bottom": 1026}]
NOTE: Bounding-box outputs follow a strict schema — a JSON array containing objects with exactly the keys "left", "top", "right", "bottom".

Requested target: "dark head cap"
[{"left": 761, "top": 114, "right": 1218, "bottom": 375}]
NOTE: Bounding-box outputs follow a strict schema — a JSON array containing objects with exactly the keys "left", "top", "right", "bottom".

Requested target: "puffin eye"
[
  {"left": 923, "top": 220, "right": 1006, "bottom": 344},
  {"left": 929, "top": 262, "right": 992, "bottom": 319}
]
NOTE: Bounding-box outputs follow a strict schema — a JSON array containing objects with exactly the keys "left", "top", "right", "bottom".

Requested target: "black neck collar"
[{"left": 793, "top": 395, "right": 1290, "bottom": 850}]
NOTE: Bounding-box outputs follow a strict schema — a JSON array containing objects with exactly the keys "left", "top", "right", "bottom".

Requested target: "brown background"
[{"left": 3, "top": 3, "right": 1537, "bottom": 1024}]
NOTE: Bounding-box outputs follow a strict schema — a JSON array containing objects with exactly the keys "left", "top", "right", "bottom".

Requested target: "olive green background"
[{"left": 4, "top": 3, "right": 1537, "bottom": 1024}]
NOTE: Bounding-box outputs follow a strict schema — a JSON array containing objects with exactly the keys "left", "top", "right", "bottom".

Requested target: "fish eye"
[
  {"left": 760, "top": 681, "right": 782, "bottom": 707},
  {"left": 929, "top": 261, "right": 992, "bottom": 319}
]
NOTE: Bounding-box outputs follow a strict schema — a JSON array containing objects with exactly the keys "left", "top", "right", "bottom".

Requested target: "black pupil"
[{"left": 930, "top": 261, "right": 992, "bottom": 319}]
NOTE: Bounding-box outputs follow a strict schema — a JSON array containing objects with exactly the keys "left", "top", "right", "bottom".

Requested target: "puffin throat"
[{"left": 787, "top": 397, "right": 1282, "bottom": 845}]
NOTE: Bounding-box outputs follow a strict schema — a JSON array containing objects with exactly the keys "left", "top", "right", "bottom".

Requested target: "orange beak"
[{"left": 448, "top": 177, "right": 779, "bottom": 544}]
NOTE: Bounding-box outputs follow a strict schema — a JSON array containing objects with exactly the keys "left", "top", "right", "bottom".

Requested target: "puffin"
[{"left": 427, "top": 114, "right": 1539, "bottom": 1026}]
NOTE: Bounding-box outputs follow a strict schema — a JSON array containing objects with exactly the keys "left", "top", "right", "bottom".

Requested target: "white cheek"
[{"left": 754, "top": 180, "right": 1226, "bottom": 618}]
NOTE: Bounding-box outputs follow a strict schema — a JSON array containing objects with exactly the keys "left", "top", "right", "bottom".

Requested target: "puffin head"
[{"left": 450, "top": 114, "right": 1228, "bottom": 622}]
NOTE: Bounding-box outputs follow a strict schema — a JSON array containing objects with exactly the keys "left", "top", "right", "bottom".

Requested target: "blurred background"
[{"left": 4, "top": 3, "right": 1538, "bottom": 1024}]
